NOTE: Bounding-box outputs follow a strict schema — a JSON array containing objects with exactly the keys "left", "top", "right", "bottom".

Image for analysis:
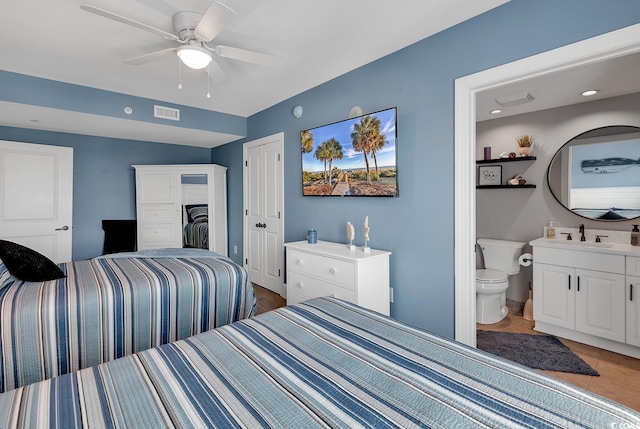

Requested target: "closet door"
[
  {"left": 134, "top": 167, "right": 181, "bottom": 250},
  {"left": 244, "top": 133, "right": 284, "bottom": 295}
]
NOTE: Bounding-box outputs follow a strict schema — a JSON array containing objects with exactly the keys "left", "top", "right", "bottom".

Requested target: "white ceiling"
[
  {"left": 5, "top": 1, "right": 635, "bottom": 146},
  {"left": 0, "top": 0, "right": 507, "bottom": 126},
  {"left": 476, "top": 51, "right": 640, "bottom": 122}
]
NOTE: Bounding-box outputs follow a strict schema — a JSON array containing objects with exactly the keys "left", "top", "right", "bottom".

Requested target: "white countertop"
[{"left": 530, "top": 237, "right": 640, "bottom": 256}]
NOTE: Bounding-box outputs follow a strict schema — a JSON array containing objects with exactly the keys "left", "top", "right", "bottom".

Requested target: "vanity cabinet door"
[
  {"left": 574, "top": 269, "right": 625, "bottom": 343},
  {"left": 627, "top": 276, "right": 640, "bottom": 347},
  {"left": 533, "top": 263, "right": 575, "bottom": 330}
]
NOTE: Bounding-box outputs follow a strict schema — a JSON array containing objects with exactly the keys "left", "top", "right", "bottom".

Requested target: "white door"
[
  {"left": 575, "top": 269, "right": 625, "bottom": 342},
  {"left": 0, "top": 140, "right": 73, "bottom": 263},
  {"left": 244, "top": 133, "right": 284, "bottom": 295}
]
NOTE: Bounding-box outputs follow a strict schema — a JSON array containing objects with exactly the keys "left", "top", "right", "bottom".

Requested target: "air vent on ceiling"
[
  {"left": 495, "top": 92, "right": 535, "bottom": 107},
  {"left": 154, "top": 105, "right": 180, "bottom": 121}
]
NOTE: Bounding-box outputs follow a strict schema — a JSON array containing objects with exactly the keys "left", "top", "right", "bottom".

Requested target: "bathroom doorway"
[{"left": 454, "top": 23, "right": 640, "bottom": 347}]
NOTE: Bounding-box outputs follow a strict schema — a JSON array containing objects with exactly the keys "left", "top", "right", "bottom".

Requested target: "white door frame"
[
  {"left": 242, "top": 132, "right": 285, "bottom": 295},
  {"left": 454, "top": 23, "right": 640, "bottom": 347}
]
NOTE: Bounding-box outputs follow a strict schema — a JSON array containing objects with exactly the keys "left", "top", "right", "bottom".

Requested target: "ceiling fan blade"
[
  {"left": 205, "top": 57, "right": 230, "bottom": 84},
  {"left": 212, "top": 45, "right": 276, "bottom": 65},
  {"left": 194, "top": 2, "right": 236, "bottom": 43},
  {"left": 123, "top": 48, "right": 177, "bottom": 65},
  {"left": 80, "top": 5, "right": 180, "bottom": 41}
]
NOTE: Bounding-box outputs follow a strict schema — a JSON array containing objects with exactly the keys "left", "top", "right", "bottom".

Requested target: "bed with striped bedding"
[
  {"left": 183, "top": 221, "right": 208, "bottom": 248},
  {"left": 0, "top": 249, "right": 255, "bottom": 393},
  {"left": 1, "top": 297, "right": 639, "bottom": 428}
]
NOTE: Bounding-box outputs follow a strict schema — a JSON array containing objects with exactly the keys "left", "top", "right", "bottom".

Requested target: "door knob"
[{"left": 55, "top": 225, "right": 69, "bottom": 231}]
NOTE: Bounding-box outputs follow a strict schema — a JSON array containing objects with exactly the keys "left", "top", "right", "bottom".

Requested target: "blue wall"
[
  {"left": 0, "top": 0, "right": 638, "bottom": 336},
  {"left": 211, "top": 0, "right": 640, "bottom": 336},
  {"left": 0, "top": 126, "right": 211, "bottom": 260}
]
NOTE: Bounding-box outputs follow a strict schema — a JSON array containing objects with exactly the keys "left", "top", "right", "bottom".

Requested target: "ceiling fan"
[{"left": 80, "top": 2, "right": 274, "bottom": 83}]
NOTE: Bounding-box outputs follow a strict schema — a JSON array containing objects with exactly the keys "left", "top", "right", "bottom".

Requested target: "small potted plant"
[{"left": 515, "top": 134, "right": 535, "bottom": 156}]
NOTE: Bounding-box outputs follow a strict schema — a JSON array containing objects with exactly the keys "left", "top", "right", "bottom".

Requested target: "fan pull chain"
[
  {"left": 206, "top": 63, "right": 211, "bottom": 98},
  {"left": 178, "top": 58, "right": 183, "bottom": 90}
]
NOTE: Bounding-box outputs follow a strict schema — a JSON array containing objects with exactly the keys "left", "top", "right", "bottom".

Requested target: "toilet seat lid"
[{"left": 476, "top": 269, "right": 508, "bottom": 284}]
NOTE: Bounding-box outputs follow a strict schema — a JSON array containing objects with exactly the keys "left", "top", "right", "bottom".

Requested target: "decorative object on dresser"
[
  {"left": 362, "top": 215, "right": 370, "bottom": 253},
  {"left": 285, "top": 240, "right": 391, "bottom": 315},
  {"left": 133, "top": 164, "right": 227, "bottom": 255},
  {"left": 346, "top": 221, "right": 355, "bottom": 250}
]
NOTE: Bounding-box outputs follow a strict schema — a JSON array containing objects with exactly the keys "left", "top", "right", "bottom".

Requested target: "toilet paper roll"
[{"left": 519, "top": 253, "right": 533, "bottom": 267}]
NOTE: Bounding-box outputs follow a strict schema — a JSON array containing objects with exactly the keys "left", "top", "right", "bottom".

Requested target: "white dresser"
[{"left": 285, "top": 240, "right": 391, "bottom": 315}]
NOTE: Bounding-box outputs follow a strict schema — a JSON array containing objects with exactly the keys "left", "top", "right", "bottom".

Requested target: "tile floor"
[{"left": 477, "top": 305, "right": 640, "bottom": 412}]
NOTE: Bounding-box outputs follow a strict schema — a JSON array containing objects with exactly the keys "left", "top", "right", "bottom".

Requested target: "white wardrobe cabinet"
[{"left": 133, "top": 164, "right": 227, "bottom": 255}]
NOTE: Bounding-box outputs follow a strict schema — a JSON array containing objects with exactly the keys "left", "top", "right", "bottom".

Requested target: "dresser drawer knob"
[
  {"left": 296, "top": 282, "right": 302, "bottom": 288},
  {"left": 296, "top": 259, "right": 303, "bottom": 266},
  {"left": 329, "top": 267, "right": 337, "bottom": 275}
]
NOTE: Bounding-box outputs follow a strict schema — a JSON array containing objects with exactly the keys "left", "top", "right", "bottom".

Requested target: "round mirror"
[{"left": 547, "top": 125, "right": 640, "bottom": 221}]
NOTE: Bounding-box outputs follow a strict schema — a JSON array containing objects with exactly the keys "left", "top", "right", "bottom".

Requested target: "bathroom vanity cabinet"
[
  {"left": 531, "top": 240, "right": 640, "bottom": 358},
  {"left": 627, "top": 256, "right": 640, "bottom": 347},
  {"left": 284, "top": 240, "right": 391, "bottom": 316}
]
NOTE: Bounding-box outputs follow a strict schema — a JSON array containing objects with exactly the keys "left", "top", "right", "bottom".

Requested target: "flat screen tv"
[{"left": 300, "top": 107, "right": 398, "bottom": 197}]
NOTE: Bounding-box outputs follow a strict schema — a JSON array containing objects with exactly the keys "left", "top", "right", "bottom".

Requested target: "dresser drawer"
[
  {"left": 139, "top": 224, "right": 177, "bottom": 242},
  {"left": 138, "top": 204, "right": 176, "bottom": 223},
  {"left": 628, "top": 256, "right": 640, "bottom": 277},
  {"left": 287, "top": 249, "right": 355, "bottom": 289},
  {"left": 287, "top": 272, "right": 355, "bottom": 304}
]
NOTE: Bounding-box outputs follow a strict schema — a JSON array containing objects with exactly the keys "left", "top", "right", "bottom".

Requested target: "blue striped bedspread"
[
  {"left": 1, "top": 297, "right": 638, "bottom": 428},
  {"left": 0, "top": 254, "right": 255, "bottom": 393},
  {"left": 183, "top": 221, "right": 208, "bottom": 248}
]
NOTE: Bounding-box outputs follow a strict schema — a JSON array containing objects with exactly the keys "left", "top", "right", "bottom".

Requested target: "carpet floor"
[
  {"left": 477, "top": 330, "right": 600, "bottom": 376},
  {"left": 252, "top": 283, "right": 286, "bottom": 315}
]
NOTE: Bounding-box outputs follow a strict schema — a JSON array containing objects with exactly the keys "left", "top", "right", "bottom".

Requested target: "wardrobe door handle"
[
  {"left": 631, "top": 284, "right": 634, "bottom": 301},
  {"left": 577, "top": 276, "right": 580, "bottom": 292},
  {"left": 568, "top": 275, "right": 571, "bottom": 290}
]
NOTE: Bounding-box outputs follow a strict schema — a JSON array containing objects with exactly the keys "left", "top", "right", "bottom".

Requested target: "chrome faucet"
[{"left": 579, "top": 224, "right": 586, "bottom": 241}]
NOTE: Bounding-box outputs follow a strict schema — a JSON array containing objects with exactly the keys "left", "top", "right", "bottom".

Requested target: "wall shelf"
[
  {"left": 476, "top": 184, "right": 536, "bottom": 189},
  {"left": 476, "top": 156, "right": 536, "bottom": 164}
]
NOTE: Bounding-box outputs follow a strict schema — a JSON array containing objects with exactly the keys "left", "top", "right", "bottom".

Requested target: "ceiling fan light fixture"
[{"left": 177, "top": 45, "right": 212, "bottom": 69}]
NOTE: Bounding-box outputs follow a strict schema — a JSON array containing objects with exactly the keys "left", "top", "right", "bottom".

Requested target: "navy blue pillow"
[{"left": 0, "top": 240, "right": 66, "bottom": 282}]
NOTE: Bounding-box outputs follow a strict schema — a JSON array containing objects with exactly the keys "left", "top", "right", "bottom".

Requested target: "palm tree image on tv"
[{"left": 301, "top": 108, "right": 397, "bottom": 196}]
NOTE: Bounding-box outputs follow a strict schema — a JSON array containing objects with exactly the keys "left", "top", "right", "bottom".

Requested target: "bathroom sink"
[{"left": 547, "top": 240, "right": 613, "bottom": 249}]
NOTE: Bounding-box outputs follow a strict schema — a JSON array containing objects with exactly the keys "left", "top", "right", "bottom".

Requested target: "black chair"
[{"left": 101, "top": 220, "right": 137, "bottom": 255}]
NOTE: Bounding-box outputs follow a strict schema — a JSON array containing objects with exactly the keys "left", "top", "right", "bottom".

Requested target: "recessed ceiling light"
[
  {"left": 490, "top": 109, "right": 503, "bottom": 115},
  {"left": 582, "top": 89, "right": 599, "bottom": 96}
]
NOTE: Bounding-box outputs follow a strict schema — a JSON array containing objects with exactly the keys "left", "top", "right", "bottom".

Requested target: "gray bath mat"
[{"left": 476, "top": 331, "right": 599, "bottom": 376}]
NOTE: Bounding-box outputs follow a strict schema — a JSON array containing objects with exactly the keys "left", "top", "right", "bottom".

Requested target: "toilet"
[{"left": 476, "top": 238, "right": 525, "bottom": 324}]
